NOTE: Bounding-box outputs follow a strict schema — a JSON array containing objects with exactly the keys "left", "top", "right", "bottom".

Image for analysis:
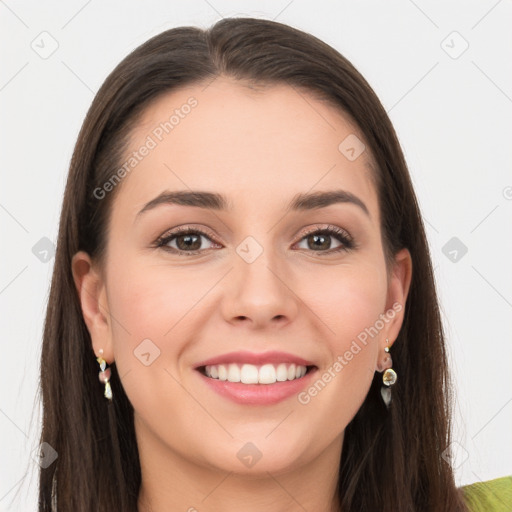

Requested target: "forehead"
[{"left": 115, "top": 76, "right": 379, "bottom": 219}]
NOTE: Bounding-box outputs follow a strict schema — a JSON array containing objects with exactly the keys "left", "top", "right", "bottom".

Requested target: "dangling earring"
[
  {"left": 380, "top": 338, "right": 397, "bottom": 409},
  {"left": 96, "top": 349, "right": 112, "bottom": 400}
]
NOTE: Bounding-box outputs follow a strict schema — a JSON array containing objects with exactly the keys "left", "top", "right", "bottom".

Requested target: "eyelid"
[
  {"left": 157, "top": 224, "right": 219, "bottom": 242},
  {"left": 298, "top": 224, "right": 352, "bottom": 241}
]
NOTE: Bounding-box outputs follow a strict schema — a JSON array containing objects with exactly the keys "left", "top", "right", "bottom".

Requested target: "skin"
[{"left": 72, "top": 76, "right": 412, "bottom": 512}]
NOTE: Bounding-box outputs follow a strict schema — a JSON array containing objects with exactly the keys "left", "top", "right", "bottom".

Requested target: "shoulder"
[{"left": 460, "top": 475, "right": 512, "bottom": 512}]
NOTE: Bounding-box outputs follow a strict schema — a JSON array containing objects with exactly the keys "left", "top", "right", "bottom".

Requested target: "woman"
[{"left": 37, "top": 16, "right": 508, "bottom": 511}]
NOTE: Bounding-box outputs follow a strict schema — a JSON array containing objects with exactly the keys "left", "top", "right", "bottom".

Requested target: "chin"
[{"left": 197, "top": 435, "right": 310, "bottom": 476}]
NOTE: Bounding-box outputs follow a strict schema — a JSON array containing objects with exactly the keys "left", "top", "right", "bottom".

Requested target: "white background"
[{"left": 1, "top": 1, "right": 511, "bottom": 510}]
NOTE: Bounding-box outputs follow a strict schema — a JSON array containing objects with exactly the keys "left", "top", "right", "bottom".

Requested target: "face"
[{"left": 74, "top": 76, "right": 411, "bottom": 477}]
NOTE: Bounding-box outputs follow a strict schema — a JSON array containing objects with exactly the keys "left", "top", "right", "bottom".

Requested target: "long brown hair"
[{"left": 38, "top": 17, "right": 468, "bottom": 511}]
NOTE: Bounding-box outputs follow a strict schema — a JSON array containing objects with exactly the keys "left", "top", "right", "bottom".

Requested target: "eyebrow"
[{"left": 135, "top": 189, "right": 370, "bottom": 220}]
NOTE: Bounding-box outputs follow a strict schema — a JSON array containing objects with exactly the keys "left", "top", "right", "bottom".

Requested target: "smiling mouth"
[{"left": 197, "top": 363, "right": 317, "bottom": 385}]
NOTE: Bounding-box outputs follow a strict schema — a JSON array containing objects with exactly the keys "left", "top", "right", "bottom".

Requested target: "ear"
[
  {"left": 379, "top": 247, "right": 413, "bottom": 357},
  {"left": 71, "top": 251, "right": 114, "bottom": 364}
]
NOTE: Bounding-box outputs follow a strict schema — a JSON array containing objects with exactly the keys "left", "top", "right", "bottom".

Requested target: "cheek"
[
  {"left": 106, "top": 260, "right": 212, "bottom": 342},
  {"left": 295, "top": 272, "right": 386, "bottom": 441},
  {"left": 104, "top": 260, "right": 207, "bottom": 431},
  {"left": 104, "top": 258, "right": 210, "bottom": 402},
  {"left": 304, "top": 261, "right": 388, "bottom": 343},
  {"left": 298, "top": 263, "right": 386, "bottom": 408}
]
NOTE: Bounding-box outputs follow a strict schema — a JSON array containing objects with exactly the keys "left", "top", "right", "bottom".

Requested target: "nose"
[{"left": 220, "top": 244, "right": 300, "bottom": 330}]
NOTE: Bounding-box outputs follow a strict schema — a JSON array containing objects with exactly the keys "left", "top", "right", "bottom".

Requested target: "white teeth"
[
  {"left": 218, "top": 364, "right": 227, "bottom": 381},
  {"left": 227, "top": 363, "right": 240, "bottom": 382},
  {"left": 240, "top": 364, "right": 259, "bottom": 384},
  {"left": 259, "top": 364, "right": 276, "bottom": 384},
  {"left": 203, "top": 363, "right": 309, "bottom": 384},
  {"left": 276, "top": 363, "right": 288, "bottom": 382}
]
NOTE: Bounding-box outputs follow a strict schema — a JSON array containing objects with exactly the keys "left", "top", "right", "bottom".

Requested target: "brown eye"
[
  {"left": 175, "top": 233, "right": 202, "bottom": 251},
  {"left": 156, "top": 228, "right": 220, "bottom": 255},
  {"left": 295, "top": 226, "right": 354, "bottom": 254},
  {"left": 305, "top": 233, "right": 334, "bottom": 251}
]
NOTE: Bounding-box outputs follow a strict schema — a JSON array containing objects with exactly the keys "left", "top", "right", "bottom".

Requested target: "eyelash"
[{"left": 154, "top": 224, "right": 356, "bottom": 256}]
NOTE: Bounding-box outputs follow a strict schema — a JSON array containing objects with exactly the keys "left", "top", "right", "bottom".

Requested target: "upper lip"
[{"left": 194, "top": 350, "right": 316, "bottom": 369}]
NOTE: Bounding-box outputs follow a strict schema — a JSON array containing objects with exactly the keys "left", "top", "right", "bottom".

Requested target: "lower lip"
[{"left": 196, "top": 368, "right": 318, "bottom": 405}]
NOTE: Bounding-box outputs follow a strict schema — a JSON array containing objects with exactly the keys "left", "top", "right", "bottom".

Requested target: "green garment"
[{"left": 461, "top": 476, "right": 512, "bottom": 511}]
